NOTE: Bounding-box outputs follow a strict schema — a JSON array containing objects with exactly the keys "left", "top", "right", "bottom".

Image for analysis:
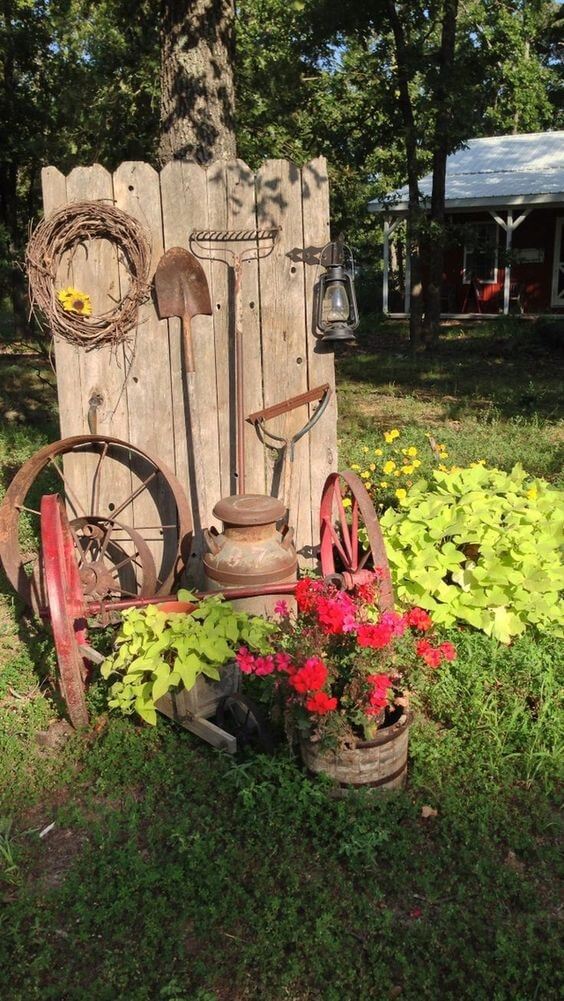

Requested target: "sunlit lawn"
[{"left": 0, "top": 317, "right": 562, "bottom": 1000}]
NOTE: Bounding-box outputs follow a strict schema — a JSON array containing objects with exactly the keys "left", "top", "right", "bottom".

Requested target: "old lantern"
[{"left": 316, "top": 242, "right": 359, "bottom": 342}]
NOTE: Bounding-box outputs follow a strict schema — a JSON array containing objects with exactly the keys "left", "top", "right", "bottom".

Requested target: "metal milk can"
[{"left": 203, "top": 494, "right": 297, "bottom": 616}]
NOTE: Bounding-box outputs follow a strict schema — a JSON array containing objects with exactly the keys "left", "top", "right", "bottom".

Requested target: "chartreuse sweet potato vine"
[
  {"left": 101, "top": 590, "right": 274, "bottom": 724},
  {"left": 378, "top": 464, "right": 564, "bottom": 643}
]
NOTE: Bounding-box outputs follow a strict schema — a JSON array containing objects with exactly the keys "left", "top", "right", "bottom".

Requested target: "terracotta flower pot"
[
  {"left": 299, "top": 709, "right": 411, "bottom": 791},
  {"left": 153, "top": 600, "right": 197, "bottom": 615}
]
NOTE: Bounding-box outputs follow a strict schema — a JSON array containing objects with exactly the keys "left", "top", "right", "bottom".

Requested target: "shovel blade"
[{"left": 154, "top": 247, "right": 212, "bottom": 321}]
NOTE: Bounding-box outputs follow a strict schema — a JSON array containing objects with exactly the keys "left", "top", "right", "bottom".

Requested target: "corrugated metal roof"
[{"left": 369, "top": 131, "right": 564, "bottom": 212}]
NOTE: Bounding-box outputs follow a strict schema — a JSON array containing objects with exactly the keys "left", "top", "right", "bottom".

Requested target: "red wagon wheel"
[
  {"left": 41, "top": 494, "right": 90, "bottom": 728},
  {"left": 319, "top": 470, "right": 395, "bottom": 611},
  {"left": 0, "top": 434, "right": 192, "bottom": 612}
]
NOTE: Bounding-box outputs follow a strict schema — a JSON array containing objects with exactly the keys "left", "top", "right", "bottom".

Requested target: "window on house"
[{"left": 463, "top": 223, "right": 498, "bottom": 283}]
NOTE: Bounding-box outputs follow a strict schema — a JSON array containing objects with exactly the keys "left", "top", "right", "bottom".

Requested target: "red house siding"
[{"left": 441, "top": 207, "right": 563, "bottom": 313}]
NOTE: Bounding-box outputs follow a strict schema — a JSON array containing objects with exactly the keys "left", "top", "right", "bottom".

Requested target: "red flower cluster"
[
  {"left": 356, "top": 622, "right": 393, "bottom": 649},
  {"left": 416, "top": 639, "right": 457, "bottom": 668},
  {"left": 305, "top": 691, "right": 338, "bottom": 715},
  {"left": 238, "top": 576, "right": 456, "bottom": 740},
  {"left": 289, "top": 657, "right": 328, "bottom": 693},
  {"left": 406, "top": 607, "right": 433, "bottom": 632},
  {"left": 295, "top": 578, "right": 324, "bottom": 614},
  {"left": 366, "top": 672, "right": 393, "bottom": 716}
]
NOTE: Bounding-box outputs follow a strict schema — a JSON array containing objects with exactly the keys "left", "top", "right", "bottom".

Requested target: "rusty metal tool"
[
  {"left": 190, "top": 229, "right": 279, "bottom": 494},
  {"left": 154, "top": 247, "right": 212, "bottom": 372}
]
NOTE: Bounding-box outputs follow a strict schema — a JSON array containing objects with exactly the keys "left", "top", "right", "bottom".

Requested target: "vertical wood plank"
[
  {"left": 160, "top": 160, "right": 222, "bottom": 584},
  {"left": 255, "top": 160, "right": 311, "bottom": 556},
  {"left": 62, "top": 165, "right": 133, "bottom": 525},
  {"left": 204, "top": 161, "right": 232, "bottom": 499},
  {"left": 41, "top": 167, "right": 83, "bottom": 444},
  {"left": 112, "top": 162, "right": 177, "bottom": 581},
  {"left": 301, "top": 157, "right": 337, "bottom": 550},
  {"left": 40, "top": 167, "right": 89, "bottom": 519},
  {"left": 225, "top": 160, "right": 266, "bottom": 496}
]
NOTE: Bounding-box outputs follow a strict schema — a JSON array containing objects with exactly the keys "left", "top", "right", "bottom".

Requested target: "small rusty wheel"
[
  {"left": 70, "top": 516, "right": 157, "bottom": 600},
  {"left": 319, "top": 470, "right": 395, "bottom": 611},
  {"left": 41, "top": 494, "right": 90, "bottom": 728},
  {"left": 0, "top": 434, "right": 192, "bottom": 612}
]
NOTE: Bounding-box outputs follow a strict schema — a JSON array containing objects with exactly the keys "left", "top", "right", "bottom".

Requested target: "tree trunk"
[
  {"left": 425, "top": 0, "right": 459, "bottom": 340},
  {"left": 385, "top": 0, "right": 423, "bottom": 348},
  {"left": 158, "top": 0, "right": 237, "bottom": 166}
]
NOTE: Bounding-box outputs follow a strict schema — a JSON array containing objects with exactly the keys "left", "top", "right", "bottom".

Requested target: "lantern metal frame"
[{"left": 315, "top": 242, "right": 359, "bottom": 342}]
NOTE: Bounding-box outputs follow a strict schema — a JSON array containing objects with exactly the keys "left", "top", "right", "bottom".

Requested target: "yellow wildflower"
[
  {"left": 384, "top": 429, "right": 400, "bottom": 443},
  {"left": 351, "top": 464, "right": 361, "bottom": 471},
  {"left": 361, "top": 470, "right": 370, "bottom": 479},
  {"left": 395, "top": 488, "right": 407, "bottom": 501},
  {"left": 369, "top": 463, "right": 376, "bottom": 471},
  {"left": 438, "top": 463, "right": 448, "bottom": 472},
  {"left": 526, "top": 486, "right": 538, "bottom": 501},
  {"left": 362, "top": 446, "right": 369, "bottom": 453},
  {"left": 406, "top": 446, "right": 417, "bottom": 457},
  {"left": 380, "top": 481, "right": 389, "bottom": 488},
  {"left": 342, "top": 497, "right": 352, "bottom": 508},
  {"left": 441, "top": 451, "right": 449, "bottom": 458},
  {"left": 57, "top": 286, "right": 92, "bottom": 316},
  {"left": 382, "top": 460, "right": 396, "bottom": 475},
  {"left": 394, "top": 469, "right": 401, "bottom": 477},
  {"left": 401, "top": 465, "right": 414, "bottom": 475},
  {"left": 374, "top": 448, "right": 383, "bottom": 456},
  {"left": 413, "top": 459, "right": 421, "bottom": 468}
]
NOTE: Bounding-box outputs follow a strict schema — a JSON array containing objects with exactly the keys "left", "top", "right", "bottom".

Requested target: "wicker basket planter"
[{"left": 299, "top": 710, "right": 411, "bottom": 791}]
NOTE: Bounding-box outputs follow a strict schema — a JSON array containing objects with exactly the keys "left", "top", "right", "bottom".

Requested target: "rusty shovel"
[{"left": 154, "top": 247, "right": 212, "bottom": 372}]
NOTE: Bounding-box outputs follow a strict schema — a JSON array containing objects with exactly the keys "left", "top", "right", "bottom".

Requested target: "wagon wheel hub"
[
  {"left": 70, "top": 516, "right": 158, "bottom": 602},
  {"left": 78, "top": 560, "right": 117, "bottom": 599}
]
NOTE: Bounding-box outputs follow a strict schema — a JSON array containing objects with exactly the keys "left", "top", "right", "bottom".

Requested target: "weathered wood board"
[{"left": 41, "top": 158, "right": 337, "bottom": 583}]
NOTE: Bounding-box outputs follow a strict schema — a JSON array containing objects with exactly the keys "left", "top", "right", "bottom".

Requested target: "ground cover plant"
[{"left": 0, "top": 318, "right": 562, "bottom": 1000}]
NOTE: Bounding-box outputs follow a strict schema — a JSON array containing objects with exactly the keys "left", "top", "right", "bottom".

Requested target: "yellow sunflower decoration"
[{"left": 57, "top": 286, "right": 92, "bottom": 316}]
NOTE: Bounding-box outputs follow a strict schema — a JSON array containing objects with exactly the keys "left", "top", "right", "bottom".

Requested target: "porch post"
[
  {"left": 490, "top": 208, "right": 531, "bottom": 315},
  {"left": 503, "top": 209, "right": 513, "bottom": 315}
]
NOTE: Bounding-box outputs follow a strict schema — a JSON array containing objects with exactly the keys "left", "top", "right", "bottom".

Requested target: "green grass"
[
  {"left": 337, "top": 317, "right": 563, "bottom": 484},
  {"left": 0, "top": 318, "right": 562, "bottom": 1000}
]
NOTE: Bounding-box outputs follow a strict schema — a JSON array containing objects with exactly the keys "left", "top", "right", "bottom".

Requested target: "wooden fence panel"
[
  {"left": 112, "top": 162, "right": 176, "bottom": 581},
  {"left": 255, "top": 159, "right": 311, "bottom": 556},
  {"left": 301, "top": 158, "right": 338, "bottom": 549},
  {"left": 41, "top": 157, "right": 336, "bottom": 577}
]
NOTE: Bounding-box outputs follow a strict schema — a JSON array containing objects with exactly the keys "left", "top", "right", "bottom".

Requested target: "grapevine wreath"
[{"left": 26, "top": 200, "right": 152, "bottom": 349}]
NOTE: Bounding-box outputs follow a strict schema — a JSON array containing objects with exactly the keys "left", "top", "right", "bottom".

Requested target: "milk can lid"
[{"left": 213, "top": 494, "right": 286, "bottom": 526}]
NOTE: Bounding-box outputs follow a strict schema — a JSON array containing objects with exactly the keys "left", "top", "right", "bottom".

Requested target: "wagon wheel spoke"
[
  {"left": 98, "top": 521, "right": 115, "bottom": 560},
  {"left": 15, "top": 504, "right": 41, "bottom": 517},
  {"left": 107, "top": 585, "right": 139, "bottom": 598},
  {"left": 321, "top": 516, "right": 351, "bottom": 568},
  {"left": 109, "top": 551, "right": 144, "bottom": 575},
  {"left": 333, "top": 481, "right": 353, "bottom": 562},
  {"left": 350, "top": 495, "right": 359, "bottom": 572},
  {"left": 91, "top": 441, "right": 110, "bottom": 516},
  {"left": 109, "top": 472, "right": 158, "bottom": 522},
  {"left": 48, "top": 457, "right": 88, "bottom": 518}
]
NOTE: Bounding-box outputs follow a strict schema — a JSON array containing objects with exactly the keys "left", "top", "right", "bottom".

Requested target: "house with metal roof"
[{"left": 368, "top": 131, "right": 564, "bottom": 317}]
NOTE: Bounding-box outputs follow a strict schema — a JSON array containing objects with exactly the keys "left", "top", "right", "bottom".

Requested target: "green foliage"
[
  {"left": 380, "top": 463, "right": 564, "bottom": 640},
  {"left": 101, "top": 591, "right": 274, "bottom": 724}
]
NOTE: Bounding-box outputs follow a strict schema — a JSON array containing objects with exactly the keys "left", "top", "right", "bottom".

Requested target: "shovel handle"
[{"left": 182, "top": 314, "right": 195, "bottom": 373}]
